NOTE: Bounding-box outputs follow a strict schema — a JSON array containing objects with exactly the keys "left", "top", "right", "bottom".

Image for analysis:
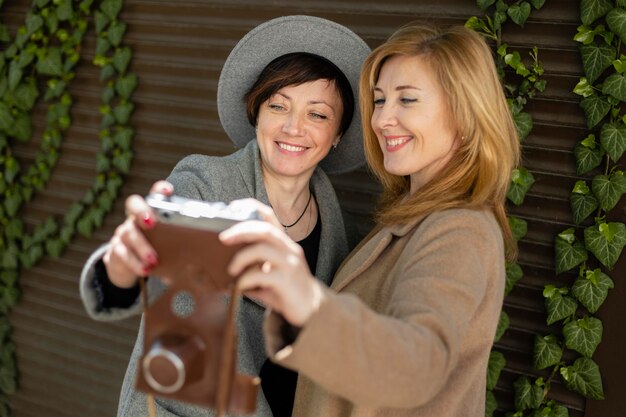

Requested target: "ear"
[{"left": 332, "top": 135, "right": 341, "bottom": 147}]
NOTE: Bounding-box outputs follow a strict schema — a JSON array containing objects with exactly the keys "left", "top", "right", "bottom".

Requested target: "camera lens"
[{"left": 142, "top": 334, "right": 205, "bottom": 394}]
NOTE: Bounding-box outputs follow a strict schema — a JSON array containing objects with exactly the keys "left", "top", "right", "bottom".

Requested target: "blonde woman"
[{"left": 219, "top": 23, "right": 520, "bottom": 417}]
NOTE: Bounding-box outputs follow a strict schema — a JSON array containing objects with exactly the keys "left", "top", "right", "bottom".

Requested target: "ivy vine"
[
  {"left": 0, "top": 0, "right": 136, "bottom": 415},
  {"left": 466, "top": 0, "right": 548, "bottom": 416},
  {"left": 470, "top": 0, "right": 626, "bottom": 416}
]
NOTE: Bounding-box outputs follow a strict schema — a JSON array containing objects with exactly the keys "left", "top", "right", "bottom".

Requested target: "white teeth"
[
  {"left": 278, "top": 143, "right": 306, "bottom": 152},
  {"left": 387, "top": 137, "right": 410, "bottom": 147}
]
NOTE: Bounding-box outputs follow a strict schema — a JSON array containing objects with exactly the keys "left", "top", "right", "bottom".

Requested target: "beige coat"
[{"left": 264, "top": 208, "right": 505, "bottom": 417}]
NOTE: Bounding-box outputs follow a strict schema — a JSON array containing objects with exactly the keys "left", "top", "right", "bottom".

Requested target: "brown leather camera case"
[{"left": 136, "top": 222, "right": 259, "bottom": 415}]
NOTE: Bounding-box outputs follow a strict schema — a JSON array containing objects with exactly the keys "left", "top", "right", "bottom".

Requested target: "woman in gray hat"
[{"left": 79, "top": 15, "right": 370, "bottom": 417}]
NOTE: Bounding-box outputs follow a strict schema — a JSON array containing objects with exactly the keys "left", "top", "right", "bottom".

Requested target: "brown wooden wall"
[{"left": 2, "top": 1, "right": 624, "bottom": 416}]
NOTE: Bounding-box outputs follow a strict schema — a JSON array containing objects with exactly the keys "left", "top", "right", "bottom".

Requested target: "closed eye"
[
  {"left": 310, "top": 112, "right": 327, "bottom": 120},
  {"left": 269, "top": 103, "right": 286, "bottom": 111},
  {"left": 401, "top": 98, "right": 417, "bottom": 104},
  {"left": 373, "top": 98, "right": 385, "bottom": 106}
]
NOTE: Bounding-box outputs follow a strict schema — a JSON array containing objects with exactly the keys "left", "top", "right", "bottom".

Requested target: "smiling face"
[
  {"left": 256, "top": 80, "right": 343, "bottom": 179},
  {"left": 371, "top": 54, "right": 459, "bottom": 193}
]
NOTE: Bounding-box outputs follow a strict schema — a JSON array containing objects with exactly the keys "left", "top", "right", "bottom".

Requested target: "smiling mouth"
[
  {"left": 385, "top": 136, "right": 412, "bottom": 150},
  {"left": 277, "top": 142, "right": 308, "bottom": 152}
]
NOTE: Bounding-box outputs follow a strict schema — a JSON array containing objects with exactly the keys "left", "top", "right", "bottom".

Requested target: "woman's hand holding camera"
[
  {"left": 102, "top": 180, "right": 173, "bottom": 288},
  {"left": 221, "top": 200, "right": 323, "bottom": 328}
]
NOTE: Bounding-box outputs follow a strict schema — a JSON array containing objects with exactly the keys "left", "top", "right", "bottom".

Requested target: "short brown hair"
[{"left": 245, "top": 53, "right": 354, "bottom": 137}]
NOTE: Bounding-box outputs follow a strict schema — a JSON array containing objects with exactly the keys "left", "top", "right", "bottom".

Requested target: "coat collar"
[{"left": 330, "top": 213, "right": 427, "bottom": 292}]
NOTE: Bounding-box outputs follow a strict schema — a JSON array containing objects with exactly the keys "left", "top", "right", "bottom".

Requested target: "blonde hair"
[{"left": 359, "top": 23, "right": 520, "bottom": 258}]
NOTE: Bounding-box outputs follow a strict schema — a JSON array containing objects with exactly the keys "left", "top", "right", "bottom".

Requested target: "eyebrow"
[
  {"left": 373, "top": 85, "right": 421, "bottom": 92},
  {"left": 276, "top": 92, "right": 336, "bottom": 115}
]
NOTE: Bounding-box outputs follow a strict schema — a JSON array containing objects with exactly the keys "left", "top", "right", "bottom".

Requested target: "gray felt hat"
[{"left": 217, "top": 15, "right": 371, "bottom": 175}]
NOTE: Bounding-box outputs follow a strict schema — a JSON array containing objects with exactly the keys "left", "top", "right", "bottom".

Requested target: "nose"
[
  {"left": 282, "top": 113, "right": 305, "bottom": 136},
  {"left": 372, "top": 103, "right": 397, "bottom": 130}
]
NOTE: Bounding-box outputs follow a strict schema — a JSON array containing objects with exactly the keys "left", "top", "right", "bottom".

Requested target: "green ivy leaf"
[
  {"left": 530, "top": 0, "right": 545, "bottom": 8},
  {"left": 607, "top": 7, "right": 626, "bottom": 44},
  {"left": 591, "top": 172, "right": 626, "bottom": 211},
  {"left": 94, "top": 11, "right": 110, "bottom": 34},
  {"left": 581, "top": 0, "right": 612, "bottom": 26},
  {"left": 115, "top": 73, "right": 138, "bottom": 99},
  {"left": 45, "top": 238, "right": 64, "bottom": 258},
  {"left": 4, "top": 156, "right": 19, "bottom": 184},
  {"left": 514, "top": 111, "right": 532, "bottom": 141},
  {"left": 113, "top": 102, "right": 134, "bottom": 124},
  {"left": 564, "top": 316, "right": 602, "bottom": 357},
  {"left": 584, "top": 222, "right": 626, "bottom": 269},
  {"left": 113, "top": 150, "right": 133, "bottom": 174},
  {"left": 0, "top": 363, "right": 16, "bottom": 395},
  {"left": 0, "top": 23, "right": 8, "bottom": 42},
  {"left": 486, "top": 351, "right": 505, "bottom": 390},
  {"left": 101, "top": 0, "right": 123, "bottom": 20},
  {"left": 545, "top": 293, "right": 578, "bottom": 325},
  {"left": 570, "top": 192, "right": 599, "bottom": 225},
  {"left": 56, "top": 0, "right": 73, "bottom": 21},
  {"left": 507, "top": 2, "right": 531, "bottom": 27},
  {"left": 580, "top": 95, "right": 611, "bottom": 128},
  {"left": 554, "top": 232, "right": 588, "bottom": 274},
  {"left": 505, "top": 262, "right": 523, "bottom": 295},
  {"left": 4, "top": 218, "right": 23, "bottom": 241},
  {"left": 45, "top": 10, "right": 58, "bottom": 33},
  {"left": 509, "top": 215, "right": 528, "bottom": 241},
  {"left": 507, "top": 167, "right": 535, "bottom": 206},
  {"left": 485, "top": 390, "right": 497, "bottom": 417},
  {"left": 477, "top": 0, "right": 496, "bottom": 11},
  {"left": 96, "top": 36, "right": 111, "bottom": 56},
  {"left": 513, "top": 376, "right": 543, "bottom": 410},
  {"left": 25, "top": 13, "right": 44, "bottom": 35},
  {"left": 494, "top": 310, "right": 509, "bottom": 343},
  {"left": 76, "top": 216, "right": 94, "bottom": 238},
  {"left": 8, "top": 60, "right": 23, "bottom": 91},
  {"left": 8, "top": 112, "right": 32, "bottom": 142},
  {"left": 101, "top": 83, "right": 115, "bottom": 104},
  {"left": 573, "top": 77, "right": 594, "bottom": 97},
  {"left": 63, "top": 202, "right": 84, "bottom": 226},
  {"left": 574, "top": 142, "right": 603, "bottom": 175},
  {"left": 600, "top": 122, "right": 626, "bottom": 162},
  {"left": 100, "top": 64, "right": 116, "bottom": 81},
  {"left": 580, "top": 44, "right": 615, "bottom": 84},
  {"left": 113, "top": 47, "right": 132, "bottom": 73},
  {"left": 107, "top": 21, "right": 127, "bottom": 47},
  {"left": 601, "top": 73, "right": 626, "bottom": 101},
  {"left": 0, "top": 245, "right": 18, "bottom": 269},
  {"left": 534, "top": 334, "right": 562, "bottom": 370},
  {"left": 560, "top": 357, "right": 604, "bottom": 399},
  {"left": 13, "top": 78, "right": 38, "bottom": 112},
  {"left": 18, "top": 244, "right": 43, "bottom": 268},
  {"left": 4, "top": 192, "right": 23, "bottom": 217},
  {"left": 571, "top": 269, "right": 614, "bottom": 313},
  {"left": 36, "top": 47, "right": 63, "bottom": 77},
  {"left": 0, "top": 102, "right": 14, "bottom": 131}
]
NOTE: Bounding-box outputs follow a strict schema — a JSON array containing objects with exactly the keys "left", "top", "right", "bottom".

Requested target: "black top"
[
  {"left": 93, "top": 212, "right": 323, "bottom": 417},
  {"left": 259, "top": 212, "right": 321, "bottom": 417}
]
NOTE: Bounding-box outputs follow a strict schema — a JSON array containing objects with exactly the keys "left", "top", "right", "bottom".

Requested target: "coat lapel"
[
  {"left": 330, "top": 226, "right": 392, "bottom": 292},
  {"left": 330, "top": 214, "right": 428, "bottom": 292}
]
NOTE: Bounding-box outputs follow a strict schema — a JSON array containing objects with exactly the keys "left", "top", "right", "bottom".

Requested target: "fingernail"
[
  {"left": 161, "top": 185, "right": 171, "bottom": 194},
  {"left": 142, "top": 212, "right": 155, "bottom": 228},
  {"left": 146, "top": 253, "right": 159, "bottom": 267}
]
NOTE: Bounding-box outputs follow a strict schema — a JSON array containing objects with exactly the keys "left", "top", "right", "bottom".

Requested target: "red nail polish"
[
  {"left": 142, "top": 212, "right": 155, "bottom": 228},
  {"left": 142, "top": 266, "right": 152, "bottom": 275},
  {"left": 146, "top": 253, "right": 159, "bottom": 267}
]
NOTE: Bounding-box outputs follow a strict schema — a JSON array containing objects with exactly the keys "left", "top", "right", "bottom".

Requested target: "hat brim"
[{"left": 217, "top": 15, "right": 371, "bottom": 175}]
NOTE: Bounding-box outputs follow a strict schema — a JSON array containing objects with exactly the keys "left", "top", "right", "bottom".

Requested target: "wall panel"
[{"left": 2, "top": 1, "right": 622, "bottom": 416}]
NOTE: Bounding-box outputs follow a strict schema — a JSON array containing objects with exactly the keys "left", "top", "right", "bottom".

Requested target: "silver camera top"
[{"left": 146, "top": 194, "right": 261, "bottom": 231}]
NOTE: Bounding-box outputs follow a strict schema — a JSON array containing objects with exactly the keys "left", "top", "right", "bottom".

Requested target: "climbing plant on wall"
[
  {"left": 0, "top": 0, "right": 136, "bottom": 414},
  {"left": 470, "top": 0, "right": 626, "bottom": 416},
  {"left": 466, "top": 0, "right": 547, "bottom": 416}
]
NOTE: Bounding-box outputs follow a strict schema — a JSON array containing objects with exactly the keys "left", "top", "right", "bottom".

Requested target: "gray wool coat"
[{"left": 80, "top": 140, "right": 351, "bottom": 417}]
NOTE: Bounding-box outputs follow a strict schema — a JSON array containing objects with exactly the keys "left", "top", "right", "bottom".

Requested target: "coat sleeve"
[{"left": 264, "top": 210, "right": 504, "bottom": 408}]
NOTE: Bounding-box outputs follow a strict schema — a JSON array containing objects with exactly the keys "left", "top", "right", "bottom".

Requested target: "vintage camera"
[{"left": 136, "top": 194, "right": 261, "bottom": 415}]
